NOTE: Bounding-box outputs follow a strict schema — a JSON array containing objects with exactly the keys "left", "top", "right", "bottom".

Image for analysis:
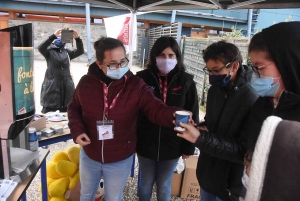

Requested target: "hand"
[
  {"left": 172, "top": 111, "right": 197, "bottom": 126},
  {"left": 197, "top": 126, "right": 208, "bottom": 131},
  {"left": 54, "top": 29, "right": 63, "bottom": 37},
  {"left": 76, "top": 133, "right": 91, "bottom": 146},
  {"left": 182, "top": 154, "right": 190, "bottom": 160},
  {"left": 73, "top": 30, "right": 79, "bottom": 38},
  {"left": 175, "top": 122, "right": 200, "bottom": 143}
]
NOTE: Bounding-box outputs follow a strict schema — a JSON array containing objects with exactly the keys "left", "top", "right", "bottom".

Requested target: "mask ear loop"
[{"left": 222, "top": 65, "right": 234, "bottom": 84}]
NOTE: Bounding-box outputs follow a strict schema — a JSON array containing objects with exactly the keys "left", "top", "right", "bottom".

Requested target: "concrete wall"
[{"left": 8, "top": 19, "right": 146, "bottom": 65}]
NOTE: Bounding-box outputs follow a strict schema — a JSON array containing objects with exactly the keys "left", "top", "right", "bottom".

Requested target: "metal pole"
[
  {"left": 247, "top": 9, "right": 253, "bottom": 38},
  {"left": 129, "top": 11, "right": 136, "bottom": 68},
  {"left": 171, "top": 10, "right": 176, "bottom": 23},
  {"left": 85, "top": 3, "right": 91, "bottom": 64},
  {"left": 142, "top": 48, "right": 145, "bottom": 69}
]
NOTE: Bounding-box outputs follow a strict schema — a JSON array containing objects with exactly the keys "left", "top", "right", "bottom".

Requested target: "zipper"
[
  {"left": 101, "top": 82, "right": 113, "bottom": 163},
  {"left": 151, "top": 72, "right": 179, "bottom": 161},
  {"left": 157, "top": 126, "right": 162, "bottom": 161},
  {"left": 150, "top": 73, "right": 163, "bottom": 161},
  {"left": 61, "top": 65, "right": 64, "bottom": 108}
]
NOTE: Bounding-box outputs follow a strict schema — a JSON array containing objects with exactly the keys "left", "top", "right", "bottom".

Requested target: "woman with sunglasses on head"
[
  {"left": 177, "top": 40, "right": 258, "bottom": 201},
  {"left": 68, "top": 37, "right": 179, "bottom": 201},
  {"left": 135, "top": 36, "right": 199, "bottom": 201}
]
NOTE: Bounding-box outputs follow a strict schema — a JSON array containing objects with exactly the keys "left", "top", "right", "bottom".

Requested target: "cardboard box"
[
  {"left": 171, "top": 173, "right": 183, "bottom": 196},
  {"left": 28, "top": 115, "right": 46, "bottom": 131},
  {"left": 180, "top": 155, "right": 200, "bottom": 200}
]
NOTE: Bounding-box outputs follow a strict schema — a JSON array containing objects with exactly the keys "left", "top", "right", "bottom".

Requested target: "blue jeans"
[
  {"left": 200, "top": 188, "right": 224, "bottom": 201},
  {"left": 80, "top": 148, "right": 133, "bottom": 201},
  {"left": 137, "top": 154, "right": 179, "bottom": 201}
]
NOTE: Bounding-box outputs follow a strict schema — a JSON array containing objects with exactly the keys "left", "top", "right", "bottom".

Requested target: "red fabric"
[{"left": 68, "top": 65, "right": 177, "bottom": 163}]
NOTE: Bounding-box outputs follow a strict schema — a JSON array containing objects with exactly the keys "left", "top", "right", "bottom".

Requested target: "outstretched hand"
[{"left": 175, "top": 122, "right": 200, "bottom": 143}]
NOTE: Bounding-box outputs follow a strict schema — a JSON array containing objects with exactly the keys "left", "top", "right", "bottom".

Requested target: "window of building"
[
  {"left": 16, "top": 13, "right": 59, "bottom": 21},
  {"left": 0, "top": 12, "right": 9, "bottom": 17},
  {"left": 92, "top": 18, "right": 103, "bottom": 24},
  {"left": 65, "top": 16, "right": 86, "bottom": 23},
  {"left": 137, "top": 21, "right": 144, "bottom": 27}
]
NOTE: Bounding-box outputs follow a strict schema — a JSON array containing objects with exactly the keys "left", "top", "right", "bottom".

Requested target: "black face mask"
[{"left": 209, "top": 74, "right": 231, "bottom": 87}]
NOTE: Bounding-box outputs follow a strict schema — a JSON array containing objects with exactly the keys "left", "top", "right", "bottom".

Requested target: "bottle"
[
  {"left": 28, "top": 127, "right": 38, "bottom": 151},
  {"left": 175, "top": 157, "right": 185, "bottom": 174}
]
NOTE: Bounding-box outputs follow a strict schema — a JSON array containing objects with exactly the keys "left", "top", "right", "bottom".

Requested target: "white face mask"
[
  {"left": 156, "top": 58, "right": 177, "bottom": 74},
  {"left": 106, "top": 66, "right": 129, "bottom": 80},
  {"left": 242, "top": 166, "right": 249, "bottom": 189}
]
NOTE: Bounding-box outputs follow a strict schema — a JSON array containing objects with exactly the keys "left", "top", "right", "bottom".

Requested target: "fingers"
[
  {"left": 177, "top": 133, "right": 184, "bottom": 138},
  {"left": 179, "top": 122, "right": 190, "bottom": 129},
  {"left": 76, "top": 133, "right": 91, "bottom": 146},
  {"left": 73, "top": 30, "right": 79, "bottom": 38},
  {"left": 54, "top": 29, "right": 63, "bottom": 37}
]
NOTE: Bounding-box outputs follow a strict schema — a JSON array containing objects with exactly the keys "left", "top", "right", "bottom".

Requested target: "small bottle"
[{"left": 28, "top": 127, "right": 38, "bottom": 151}]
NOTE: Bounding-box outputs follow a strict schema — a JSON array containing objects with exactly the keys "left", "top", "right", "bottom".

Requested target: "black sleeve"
[
  {"left": 181, "top": 80, "right": 200, "bottom": 155},
  {"left": 67, "top": 37, "right": 84, "bottom": 60},
  {"left": 195, "top": 112, "right": 254, "bottom": 164},
  {"left": 37, "top": 34, "right": 57, "bottom": 59}
]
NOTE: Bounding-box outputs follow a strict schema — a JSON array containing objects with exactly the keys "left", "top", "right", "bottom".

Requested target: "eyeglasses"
[
  {"left": 101, "top": 58, "right": 129, "bottom": 70},
  {"left": 250, "top": 63, "right": 273, "bottom": 78},
  {"left": 203, "top": 62, "right": 232, "bottom": 75}
]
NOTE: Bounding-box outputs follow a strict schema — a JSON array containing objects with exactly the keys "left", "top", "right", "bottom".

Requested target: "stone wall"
[
  {"left": 183, "top": 37, "right": 249, "bottom": 105},
  {"left": 8, "top": 20, "right": 146, "bottom": 65}
]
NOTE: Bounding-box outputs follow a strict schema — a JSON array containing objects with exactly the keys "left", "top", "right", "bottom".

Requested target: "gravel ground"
[
  {"left": 25, "top": 60, "right": 205, "bottom": 200},
  {"left": 26, "top": 141, "right": 194, "bottom": 201}
]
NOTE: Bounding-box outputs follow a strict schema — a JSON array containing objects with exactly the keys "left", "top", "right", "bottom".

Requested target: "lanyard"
[
  {"left": 158, "top": 75, "right": 168, "bottom": 103},
  {"left": 102, "top": 75, "right": 127, "bottom": 119}
]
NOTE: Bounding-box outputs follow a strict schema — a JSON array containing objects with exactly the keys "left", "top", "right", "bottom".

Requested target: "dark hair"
[
  {"left": 147, "top": 36, "right": 185, "bottom": 73},
  {"left": 202, "top": 41, "right": 243, "bottom": 66},
  {"left": 94, "top": 37, "right": 125, "bottom": 62},
  {"left": 248, "top": 32, "right": 272, "bottom": 60}
]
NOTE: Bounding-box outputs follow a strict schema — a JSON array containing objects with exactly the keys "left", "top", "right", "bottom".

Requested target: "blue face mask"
[
  {"left": 54, "top": 38, "right": 65, "bottom": 48},
  {"left": 107, "top": 66, "right": 129, "bottom": 80},
  {"left": 250, "top": 75, "right": 281, "bottom": 97}
]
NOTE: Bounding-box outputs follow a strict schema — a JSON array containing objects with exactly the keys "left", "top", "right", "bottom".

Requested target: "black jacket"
[
  {"left": 136, "top": 69, "right": 199, "bottom": 160},
  {"left": 195, "top": 65, "right": 258, "bottom": 200},
  {"left": 38, "top": 34, "right": 84, "bottom": 109},
  {"left": 245, "top": 91, "right": 300, "bottom": 151},
  {"left": 244, "top": 21, "right": 300, "bottom": 152}
]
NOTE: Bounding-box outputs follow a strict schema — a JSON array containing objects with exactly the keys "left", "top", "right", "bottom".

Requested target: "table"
[
  {"left": 7, "top": 149, "right": 50, "bottom": 201},
  {"left": 38, "top": 120, "right": 135, "bottom": 201},
  {"left": 38, "top": 121, "right": 72, "bottom": 201},
  {"left": 38, "top": 121, "right": 72, "bottom": 147}
]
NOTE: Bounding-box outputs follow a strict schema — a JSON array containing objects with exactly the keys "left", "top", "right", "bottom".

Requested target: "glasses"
[
  {"left": 101, "top": 58, "right": 129, "bottom": 70},
  {"left": 250, "top": 63, "right": 273, "bottom": 78},
  {"left": 203, "top": 62, "right": 232, "bottom": 75}
]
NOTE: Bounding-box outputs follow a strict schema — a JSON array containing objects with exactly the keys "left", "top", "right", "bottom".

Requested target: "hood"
[
  {"left": 262, "top": 22, "right": 300, "bottom": 95},
  {"left": 226, "top": 64, "right": 253, "bottom": 91},
  {"left": 48, "top": 43, "right": 64, "bottom": 50}
]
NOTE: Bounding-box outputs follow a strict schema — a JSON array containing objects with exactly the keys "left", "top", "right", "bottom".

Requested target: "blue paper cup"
[{"left": 175, "top": 111, "right": 190, "bottom": 131}]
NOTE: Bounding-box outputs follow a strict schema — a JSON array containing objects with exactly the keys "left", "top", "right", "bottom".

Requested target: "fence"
[{"left": 182, "top": 37, "right": 249, "bottom": 106}]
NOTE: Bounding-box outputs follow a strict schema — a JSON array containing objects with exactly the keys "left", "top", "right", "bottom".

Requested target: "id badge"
[{"left": 97, "top": 120, "right": 114, "bottom": 140}]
